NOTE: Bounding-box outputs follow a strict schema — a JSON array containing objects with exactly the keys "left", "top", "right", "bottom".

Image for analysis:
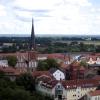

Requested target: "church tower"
[{"left": 30, "top": 18, "right": 36, "bottom": 50}]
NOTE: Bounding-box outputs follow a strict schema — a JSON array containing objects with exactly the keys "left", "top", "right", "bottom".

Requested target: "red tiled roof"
[
  {"left": 32, "top": 71, "right": 52, "bottom": 78},
  {"left": 0, "top": 67, "right": 21, "bottom": 75},
  {"left": 38, "top": 54, "right": 48, "bottom": 57},
  {"left": 47, "top": 53, "right": 64, "bottom": 59},
  {"left": 37, "top": 74, "right": 99, "bottom": 89},
  {"left": 36, "top": 75, "right": 52, "bottom": 83},
  {"left": 93, "top": 75, "right": 100, "bottom": 81},
  {"left": 79, "top": 66, "right": 85, "bottom": 71},
  {"left": 89, "top": 90, "right": 100, "bottom": 96},
  {"left": 0, "top": 52, "right": 37, "bottom": 60},
  {"left": 71, "top": 61, "right": 80, "bottom": 67},
  {"left": 41, "top": 79, "right": 58, "bottom": 89},
  {"left": 61, "top": 79, "right": 99, "bottom": 89},
  {"left": 60, "top": 63, "right": 69, "bottom": 69}
]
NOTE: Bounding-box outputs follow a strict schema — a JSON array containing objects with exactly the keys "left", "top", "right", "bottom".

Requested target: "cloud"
[
  {"left": 0, "top": 4, "right": 7, "bottom": 16},
  {"left": 0, "top": 0, "right": 100, "bottom": 35}
]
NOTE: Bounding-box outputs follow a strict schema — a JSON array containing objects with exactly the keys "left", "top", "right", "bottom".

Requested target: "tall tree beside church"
[{"left": 7, "top": 56, "right": 17, "bottom": 67}]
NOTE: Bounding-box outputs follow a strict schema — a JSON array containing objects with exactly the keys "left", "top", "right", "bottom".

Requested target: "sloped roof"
[
  {"left": 37, "top": 74, "right": 99, "bottom": 89},
  {"left": 32, "top": 71, "right": 52, "bottom": 78},
  {"left": 93, "top": 75, "right": 100, "bottom": 81},
  {"left": 89, "top": 90, "right": 100, "bottom": 96},
  {"left": 61, "top": 79, "right": 99, "bottom": 89},
  {"left": 0, "top": 67, "right": 21, "bottom": 75}
]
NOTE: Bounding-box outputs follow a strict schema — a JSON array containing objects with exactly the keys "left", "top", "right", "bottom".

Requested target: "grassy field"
[
  {"left": 81, "top": 41, "right": 100, "bottom": 45},
  {"left": 55, "top": 40, "right": 100, "bottom": 45}
]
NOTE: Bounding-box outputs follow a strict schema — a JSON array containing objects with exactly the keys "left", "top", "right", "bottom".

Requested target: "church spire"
[{"left": 30, "top": 18, "right": 35, "bottom": 50}]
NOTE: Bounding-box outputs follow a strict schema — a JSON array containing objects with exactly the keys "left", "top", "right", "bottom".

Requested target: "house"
[
  {"left": 68, "top": 62, "right": 85, "bottom": 80},
  {"left": 0, "top": 67, "right": 21, "bottom": 81},
  {"left": 93, "top": 75, "right": 100, "bottom": 84},
  {"left": 49, "top": 68, "right": 65, "bottom": 80},
  {"left": 0, "top": 60, "right": 8, "bottom": 67},
  {"left": 86, "top": 90, "right": 100, "bottom": 100},
  {"left": 32, "top": 70, "right": 53, "bottom": 79},
  {"left": 36, "top": 75, "right": 99, "bottom": 100},
  {"left": 0, "top": 51, "right": 38, "bottom": 71},
  {"left": 32, "top": 69, "right": 65, "bottom": 81},
  {"left": 16, "top": 51, "right": 38, "bottom": 70},
  {"left": 37, "top": 54, "right": 48, "bottom": 60},
  {"left": 3, "top": 43, "right": 13, "bottom": 47}
]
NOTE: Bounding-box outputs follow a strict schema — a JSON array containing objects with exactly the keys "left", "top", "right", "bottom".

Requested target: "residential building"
[
  {"left": 0, "top": 67, "right": 21, "bottom": 81},
  {"left": 49, "top": 68, "right": 65, "bottom": 80},
  {"left": 36, "top": 75, "right": 99, "bottom": 100},
  {"left": 86, "top": 90, "right": 100, "bottom": 100},
  {"left": 0, "top": 60, "right": 8, "bottom": 67}
]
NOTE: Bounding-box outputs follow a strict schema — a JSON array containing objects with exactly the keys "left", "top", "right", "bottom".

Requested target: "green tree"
[
  {"left": 7, "top": 56, "right": 17, "bottom": 67},
  {"left": 16, "top": 73, "right": 35, "bottom": 92},
  {"left": 80, "top": 60, "right": 88, "bottom": 67},
  {"left": 37, "top": 59, "right": 59, "bottom": 71},
  {"left": 0, "top": 87, "right": 32, "bottom": 100},
  {"left": 46, "top": 59, "right": 59, "bottom": 68},
  {"left": 37, "top": 61, "right": 49, "bottom": 71},
  {"left": 0, "top": 71, "right": 5, "bottom": 79}
]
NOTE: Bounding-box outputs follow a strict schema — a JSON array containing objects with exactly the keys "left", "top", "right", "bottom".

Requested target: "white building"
[
  {"left": 87, "top": 57, "right": 100, "bottom": 65},
  {"left": 49, "top": 68, "right": 65, "bottom": 80},
  {"left": 37, "top": 54, "right": 48, "bottom": 61},
  {"left": 87, "top": 90, "right": 100, "bottom": 100},
  {"left": 0, "top": 60, "right": 8, "bottom": 67}
]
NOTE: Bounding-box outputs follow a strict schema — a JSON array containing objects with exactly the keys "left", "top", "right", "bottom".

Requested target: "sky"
[{"left": 0, "top": 0, "right": 100, "bottom": 35}]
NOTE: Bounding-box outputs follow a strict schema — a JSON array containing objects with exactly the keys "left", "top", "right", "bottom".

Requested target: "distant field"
[
  {"left": 81, "top": 41, "right": 100, "bottom": 45},
  {"left": 55, "top": 41, "right": 100, "bottom": 45}
]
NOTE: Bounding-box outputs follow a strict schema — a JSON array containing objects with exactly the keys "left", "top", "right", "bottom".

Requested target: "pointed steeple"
[{"left": 30, "top": 18, "right": 35, "bottom": 50}]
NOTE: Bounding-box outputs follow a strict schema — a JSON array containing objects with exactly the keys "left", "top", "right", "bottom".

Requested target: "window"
[
  {"left": 95, "top": 97, "right": 97, "bottom": 100},
  {"left": 57, "top": 85, "right": 61, "bottom": 88},
  {"left": 73, "top": 95, "right": 76, "bottom": 97}
]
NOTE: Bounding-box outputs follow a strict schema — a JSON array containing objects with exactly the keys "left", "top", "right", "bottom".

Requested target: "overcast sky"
[{"left": 0, "top": 0, "right": 100, "bottom": 35}]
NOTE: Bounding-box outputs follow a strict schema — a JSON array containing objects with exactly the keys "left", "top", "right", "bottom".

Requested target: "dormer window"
[{"left": 57, "top": 85, "right": 61, "bottom": 88}]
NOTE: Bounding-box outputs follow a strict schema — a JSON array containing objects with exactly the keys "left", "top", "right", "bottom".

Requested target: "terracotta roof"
[
  {"left": 32, "top": 71, "right": 52, "bottom": 78},
  {"left": 93, "top": 75, "right": 100, "bottom": 81},
  {"left": 36, "top": 75, "right": 52, "bottom": 83},
  {"left": 71, "top": 61, "right": 80, "bottom": 67},
  {"left": 61, "top": 79, "right": 99, "bottom": 89},
  {"left": 38, "top": 54, "right": 48, "bottom": 57},
  {"left": 79, "top": 66, "right": 85, "bottom": 71},
  {"left": 0, "top": 67, "right": 21, "bottom": 75},
  {"left": 47, "top": 53, "right": 72, "bottom": 61},
  {"left": 37, "top": 74, "right": 99, "bottom": 89},
  {"left": 60, "top": 62, "right": 70, "bottom": 69},
  {"left": 41, "top": 79, "right": 58, "bottom": 89},
  {"left": 89, "top": 90, "right": 100, "bottom": 96},
  {"left": 0, "top": 52, "right": 37, "bottom": 61}
]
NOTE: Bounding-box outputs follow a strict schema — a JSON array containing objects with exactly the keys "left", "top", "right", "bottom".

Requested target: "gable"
[{"left": 53, "top": 70, "right": 65, "bottom": 80}]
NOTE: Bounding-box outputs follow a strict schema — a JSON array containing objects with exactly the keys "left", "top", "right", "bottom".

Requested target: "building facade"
[
  {"left": 36, "top": 75, "right": 99, "bottom": 100},
  {"left": 86, "top": 90, "right": 100, "bottom": 100}
]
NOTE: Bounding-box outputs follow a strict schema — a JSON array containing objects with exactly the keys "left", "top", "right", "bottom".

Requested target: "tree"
[
  {"left": 80, "top": 60, "right": 88, "bottom": 68},
  {"left": 7, "top": 56, "right": 17, "bottom": 67},
  {"left": 37, "top": 59, "right": 59, "bottom": 71},
  {"left": 0, "top": 71, "right": 5, "bottom": 79},
  {"left": 0, "top": 70, "right": 53, "bottom": 100},
  {"left": 16, "top": 73, "right": 35, "bottom": 92},
  {"left": 37, "top": 61, "right": 49, "bottom": 71},
  {"left": 46, "top": 59, "right": 59, "bottom": 68},
  {"left": 0, "top": 87, "right": 33, "bottom": 100}
]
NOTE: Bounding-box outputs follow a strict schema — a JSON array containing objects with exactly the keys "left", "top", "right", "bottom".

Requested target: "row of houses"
[
  {"left": 33, "top": 70, "right": 100, "bottom": 100},
  {"left": 0, "top": 66, "right": 100, "bottom": 100},
  {"left": 0, "top": 52, "right": 100, "bottom": 100}
]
